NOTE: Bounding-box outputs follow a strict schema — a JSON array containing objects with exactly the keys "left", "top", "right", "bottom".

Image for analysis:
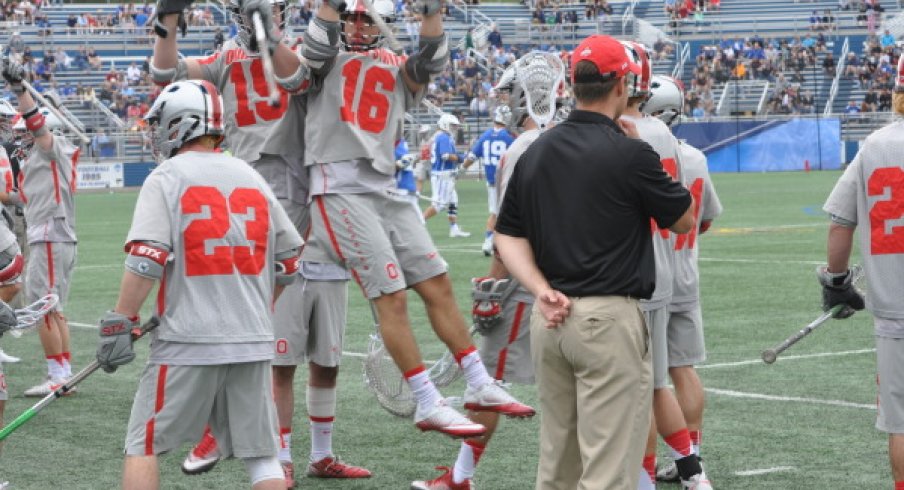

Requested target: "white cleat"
[
  {"left": 181, "top": 431, "right": 221, "bottom": 475},
  {"left": 449, "top": 228, "right": 471, "bottom": 238},
  {"left": 481, "top": 237, "right": 493, "bottom": 256},
  {"left": 0, "top": 349, "right": 20, "bottom": 363},
  {"left": 463, "top": 380, "right": 536, "bottom": 418},
  {"left": 24, "top": 376, "right": 75, "bottom": 397},
  {"left": 681, "top": 471, "right": 713, "bottom": 490},
  {"left": 656, "top": 459, "right": 679, "bottom": 482},
  {"left": 414, "top": 399, "right": 486, "bottom": 439}
]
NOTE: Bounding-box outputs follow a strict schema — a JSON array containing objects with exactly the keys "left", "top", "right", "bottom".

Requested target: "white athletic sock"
[
  {"left": 405, "top": 365, "right": 442, "bottom": 411},
  {"left": 278, "top": 427, "right": 292, "bottom": 463},
  {"left": 307, "top": 386, "right": 337, "bottom": 462},
  {"left": 456, "top": 347, "right": 494, "bottom": 390},
  {"left": 46, "top": 357, "right": 64, "bottom": 379},
  {"left": 62, "top": 359, "right": 72, "bottom": 378},
  {"left": 452, "top": 440, "right": 485, "bottom": 483}
]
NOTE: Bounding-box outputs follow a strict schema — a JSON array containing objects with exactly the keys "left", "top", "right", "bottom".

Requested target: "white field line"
[
  {"left": 698, "top": 348, "right": 875, "bottom": 369},
  {"left": 705, "top": 387, "right": 875, "bottom": 410},
  {"left": 734, "top": 466, "right": 796, "bottom": 476},
  {"left": 698, "top": 257, "right": 824, "bottom": 265}
]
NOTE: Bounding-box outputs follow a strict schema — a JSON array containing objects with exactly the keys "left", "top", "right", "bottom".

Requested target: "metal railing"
[
  {"left": 622, "top": 0, "right": 638, "bottom": 35},
  {"left": 92, "top": 98, "right": 127, "bottom": 129},
  {"left": 757, "top": 82, "right": 771, "bottom": 115},
  {"left": 672, "top": 41, "right": 690, "bottom": 79},
  {"left": 824, "top": 37, "right": 849, "bottom": 116}
]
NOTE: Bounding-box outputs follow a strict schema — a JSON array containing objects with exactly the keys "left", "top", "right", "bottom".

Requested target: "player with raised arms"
[
  {"left": 412, "top": 50, "right": 564, "bottom": 490},
  {"left": 460, "top": 105, "right": 515, "bottom": 256},
  {"left": 1, "top": 56, "right": 79, "bottom": 399},
  {"left": 94, "top": 79, "right": 303, "bottom": 490},
  {"left": 819, "top": 54, "right": 904, "bottom": 490},
  {"left": 297, "top": 0, "right": 534, "bottom": 441},
  {"left": 618, "top": 42, "right": 711, "bottom": 490},
  {"left": 642, "top": 75, "right": 723, "bottom": 485},
  {"left": 152, "top": 0, "right": 370, "bottom": 485}
]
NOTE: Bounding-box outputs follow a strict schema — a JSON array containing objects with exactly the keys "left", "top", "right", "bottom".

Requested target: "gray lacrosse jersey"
[
  {"left": 305, "top": 49, "right": 421, "bottom": 176},
  {"left": 126, "top": 151, "right": 303, "bottom": 346},
  {"left": 194, "top": 39, "right": 294, "bottom": 163},
  {"left": 0, "top": 146, "right": 12, "bottom": 195},
  {"left": 622, "top": 114, "right": 682, "bottom": 310},
  {"left": 671, "top": 142, "right": 722, "bottom": 310},
  {"left": 20, "top": 136, "right": 78, "bottom": 244},
  {"left": 496, "top": 128, "right": 543, "bottom": 305},
  {"left": 824, "top": 119, "right": 904, "bottom": 326}
]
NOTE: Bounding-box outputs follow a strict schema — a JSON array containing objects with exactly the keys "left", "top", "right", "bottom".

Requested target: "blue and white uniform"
[{"left": 468, "top": 127, "right": 514, "bottom": 214}]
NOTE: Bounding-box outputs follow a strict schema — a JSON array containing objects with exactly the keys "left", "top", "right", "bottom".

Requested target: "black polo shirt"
[{"left": 495, "top": 109, "right": 692, "bottom": 298}]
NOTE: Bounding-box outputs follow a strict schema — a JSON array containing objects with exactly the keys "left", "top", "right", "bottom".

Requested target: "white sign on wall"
[{"left": 77, "top": 163, "right": 124, "bottom": 190}]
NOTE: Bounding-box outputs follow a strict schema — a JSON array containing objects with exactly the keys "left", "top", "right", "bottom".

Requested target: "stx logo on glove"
[{"left": 101, "top": 322, "right": 127, "bottom": 336}]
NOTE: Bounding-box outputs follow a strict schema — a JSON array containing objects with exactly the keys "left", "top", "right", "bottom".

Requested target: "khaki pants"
[{"left": 531, "top": 296, "right": 652, "bottom": 490}]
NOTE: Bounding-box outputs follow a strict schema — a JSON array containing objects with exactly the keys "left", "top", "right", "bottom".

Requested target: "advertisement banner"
[{"left": 77, "top": 163, "right": 125, "bottom": 190}]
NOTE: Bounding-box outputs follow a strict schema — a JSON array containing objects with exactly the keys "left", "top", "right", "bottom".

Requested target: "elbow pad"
[
  {"left": 404, "top": 33, "right": 449, "bottom": 85},
  {"left": 275, "top": 248, "right": 301, "bottom": 286},
  {"left": 149, "top": 59, "right": 188, "bottom": 87},
  {"left": 302, "top": 17, "right": 340, "bottom": 73},
  {"left": 275, "top": 61, "right": 313, "bottom": 94},
  {"left": 0, "top": 243, "right": 24, "bottom": 283},
  {"left": 124, "top": 241, "right": 171, "bottom": 280}
]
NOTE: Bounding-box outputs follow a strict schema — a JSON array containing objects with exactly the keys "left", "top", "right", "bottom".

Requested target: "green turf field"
[{"left": 0, "top": 171, "right": 888, "bottom": 489}]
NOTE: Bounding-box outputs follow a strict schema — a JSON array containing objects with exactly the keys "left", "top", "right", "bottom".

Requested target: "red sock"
[
  {"left": 465, "top": 440, "right": 486, "bottom": 465},
  {"left": 61, "top": 352, "right": 71, "bottom": 362},
  {"left": 895, "top": 481, "right": 904, "bottom": 490},
  {"left": 643, "top": 454, "right": 656, "bottom": 481},
  {"left": 664, "top": 428, "right": 693, "bottom": 458}
]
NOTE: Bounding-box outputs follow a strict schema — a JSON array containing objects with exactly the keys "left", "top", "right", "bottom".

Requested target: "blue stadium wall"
[{"left": 674, "top": 118, "right": 842, "bottom": 172}]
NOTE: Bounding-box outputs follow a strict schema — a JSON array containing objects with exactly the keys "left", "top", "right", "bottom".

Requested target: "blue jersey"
[
  {"left": 395, "top": 139, "right": 416, "bottom": 193},
  {"left": 431, "top": 131, "right": 458, "bottom": 172},
  {"left": 468, "top": 127, "right": 515, "bottom": 185}
]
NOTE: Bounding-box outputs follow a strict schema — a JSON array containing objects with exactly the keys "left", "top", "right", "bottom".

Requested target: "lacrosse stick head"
[
  {"left": 363, "top": 333, "right": 417, "bottom": 417},
  {"left": 512, "top": 52, "right": 565, "bottom": 130},
  {"left": 228, "top": 0, "right": 288, "bottom": 52},
  {"left": 427, "top": 350, "right": 463, "bottom": 388},
  {"left": 8, "top": 293, "right": 59, "bottom": 338}
]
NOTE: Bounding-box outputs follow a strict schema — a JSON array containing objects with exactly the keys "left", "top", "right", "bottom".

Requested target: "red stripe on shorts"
[
  {"left": 314, "top": 195, "right": 364, "bottom": 289},
  {"left": 145, "top": 364, "right": 169, "bottom": 455},
  {"left": 45, "top": 242, "right": 55, "bottom": 289},
  {"left": 495, "top": 301, "right": 526, "bottom": 380}
]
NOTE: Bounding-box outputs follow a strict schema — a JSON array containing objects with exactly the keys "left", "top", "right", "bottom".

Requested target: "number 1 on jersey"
[{"left": 339, "top": 58, "right": 395, "bottom": 133}]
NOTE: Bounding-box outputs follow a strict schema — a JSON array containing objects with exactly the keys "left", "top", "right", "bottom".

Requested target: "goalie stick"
[
  {"left": 0, "top": 317, "right": 160, "bottom": 441},
  {"left": 762, "top": 265, "right": 865, "bottom": 364}
]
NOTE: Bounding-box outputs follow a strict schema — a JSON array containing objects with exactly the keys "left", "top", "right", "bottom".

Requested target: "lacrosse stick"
[
  {"left": 362, "top": 300, "right": 417, "bottom": 417},
  {"left": 359, "top": 0, "right": 404, "bottom": 55},
  {"left": 762, "top": 265, "right": 865, "bottom": 364},
  {"left": 513, "top": 51, "right": 566, "bottom": 130},
  {"left": 0, "top": 317, "right": 160, "bottom": 441},
  {"left": 251, "top": 11, "right": 281, "bottom": 108},
  {"left": 21, "top": 80, "right": 90, "bottom": 144},
  {"left": 6, "top": 294, "right": 59, "bottom": 338}
]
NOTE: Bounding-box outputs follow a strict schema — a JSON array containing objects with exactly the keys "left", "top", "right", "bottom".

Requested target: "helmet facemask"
[{"left": 340, "top": 11, "right": 385, "bottom": 52}]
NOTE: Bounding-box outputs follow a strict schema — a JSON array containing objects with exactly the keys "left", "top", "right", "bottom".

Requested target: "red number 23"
[{"left": 181, "top": 186, "right": 270, "bottom": 276}]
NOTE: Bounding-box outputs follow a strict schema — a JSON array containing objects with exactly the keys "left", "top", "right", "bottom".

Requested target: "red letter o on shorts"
[{"left": 276, "top": 339, "right": 288, "bottom": 354}]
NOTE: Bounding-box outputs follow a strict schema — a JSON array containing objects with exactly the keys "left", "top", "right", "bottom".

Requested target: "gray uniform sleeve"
[
  {"left": 125, "top": 168, "right": 173, "bottom": 249},
  {"left": 824, "top": 154, "right": 861, "bottom": 225}
]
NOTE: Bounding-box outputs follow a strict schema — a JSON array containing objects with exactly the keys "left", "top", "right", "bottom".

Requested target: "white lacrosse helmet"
[
  {"left": 340, "top": 0, "right": 395, "bottom": 52},
  {"left": 643, "top": 75, "right": 684, "bottom": 127},
  {"left": 494, "top": 51, "right": 565, "bottom": 131},
  {"left": 0, "top": 100, "right": 17, "bottom": 140},
  {"left": 621, "top": 41, "right": 652, "bottom": 99},
  {"left": 493, "top": 105, "right": 511, "bottom": 126},
  {"left": 437, "top": 113, "right": 460, "bottom": 133},
  {"left": 227, "top": 0, "right": 288, "bottom": 51},
  {"left": 143, "top": 80, "right": 225, "bottom": 161}
]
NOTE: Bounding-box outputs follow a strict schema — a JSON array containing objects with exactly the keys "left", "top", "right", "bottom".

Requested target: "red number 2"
[
  {"left": 652, "top": 157, "right": 680, "bottom": 239},
  {"left": 868, "top": 167, "right": 904, "bottom": 255},
  {"left": 231, "top": 58, "right": 289, "bottom": 127},
  {"left": 339, "top": 58, "right": 395, "bottom": 133},
  {"left": 181, "top": 186, "right": 270, "bottom": 276}
]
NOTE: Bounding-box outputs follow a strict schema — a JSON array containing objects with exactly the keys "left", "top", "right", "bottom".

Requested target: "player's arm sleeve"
[
  {"left": 633, "top": 144, "right": 693, "bottom": 230},
  {"left": 468, "top": 133, "right": 486, "bottom": 160},
  {"left": 494, "top": 157, "right": 526, "bottom": 238},
  {"left": 702, "top": 172, "right": 723, "bottom": 221},
  {"left": 124, "top": 170, "right": 173, "bottom": 249},
  {"left": 823, "top": 153, "right": 861, "bottom": 226}
]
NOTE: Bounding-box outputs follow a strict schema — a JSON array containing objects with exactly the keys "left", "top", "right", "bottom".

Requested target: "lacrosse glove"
[
  {"left": 241, "top": 0, "right": 283, "bottom": 53},
  {"left": 153, "top": 0, "right": 193, "bottom": 37},
  {"left": 816, "top": 266, "right": 864, "bottom": 319},
  {"left": 96, "top": 311, "right": 138, "bottom": 373},
  {"left": 472, "top": 277, "right": 512, "bottom": 334},
  {"left": 0, "top": 301, "right": 16, "bottom": 337},
  {"left": 1, "top": 55, "right": 26, "bottom": 92}
]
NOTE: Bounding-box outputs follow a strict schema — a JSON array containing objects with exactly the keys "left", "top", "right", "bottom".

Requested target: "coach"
[{"left": 495, "top": 34, "right": 694, "bottom": 490}]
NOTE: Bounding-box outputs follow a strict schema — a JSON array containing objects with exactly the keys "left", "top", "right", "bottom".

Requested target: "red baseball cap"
[{"left": 571, "top": 35, "right": 640, "bottom": 84}]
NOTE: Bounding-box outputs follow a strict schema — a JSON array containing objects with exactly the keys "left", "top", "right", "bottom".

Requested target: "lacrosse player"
[
  {"left": 820, "top": 55, "right": 904, "bottom": 490},
  {"left": 394, "top": 138, "right": 423, "bottom": 219},
  {"left": 423, "top": 113, "right": 470, "bottom": 237},
  {"left": 618, "top": 42, "right": 711, "bottom": 490},
  {"left": 95, "top": 79, "right": 302, "bottom": 490},
  {"left": 460, "top": 106, "right": 515, "bottom": 256},
  {"left": 416, "top": 124, "right": 433, "bottom": 196},
  {"left": 297, "top": 0, "right": 534, "bottom": 440},
  {"left": 642, "top": 75, "right": 723, "bottom": 484},
  {"left": 412, "top": 51, "right": 564, "bottom": 490},
  {"left": 0, "top": 102, "right": 25, "bottom": 309},
  {"left": 1, "top": 56, "right": 80, "bottom": 398},
  {"left": 153, "top": 2, "right": 370, "bottom": 484}
]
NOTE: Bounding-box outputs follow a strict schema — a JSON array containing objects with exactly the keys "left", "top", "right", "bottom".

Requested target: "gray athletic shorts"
[
  {"left": 667, "top": 306, "right": 706, "bottom": 367},
  {"left": 124, "top": 361, "right": 279, "bottom": 458},
  {"left": 0, "top": 362, "right": 6, "bottom": 401},
  {"left": 25, "top": 241, "right": 75, "bottom": 309},
  {"left": 273, "top": 277, "right": 348, "bottom": 367},
  {"left": 643, "top": 306, "right": 669, "bottom": 389},
  {"left": 310, "top": 193, "right": 447, "bottom": 299},
  {"left": 479, "top": 299, "right": 534, "bottom": 384},
  {"left": 877, "top": 336, "right": 904, "bottom": 433}
]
